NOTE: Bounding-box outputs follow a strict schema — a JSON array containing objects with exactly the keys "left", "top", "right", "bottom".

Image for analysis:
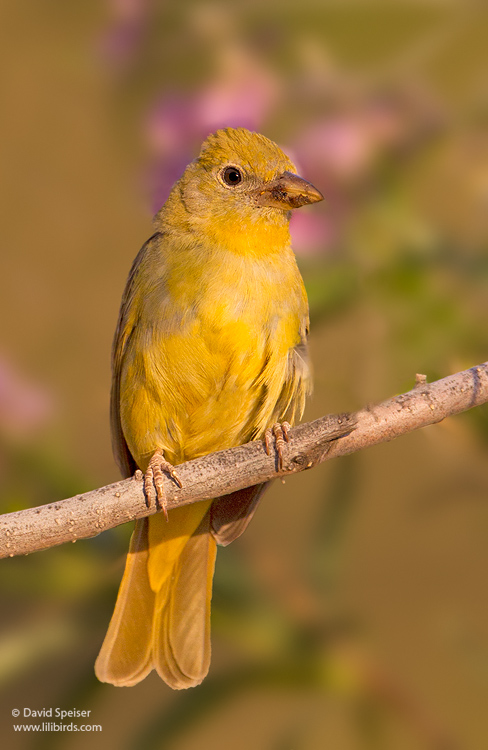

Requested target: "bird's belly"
[{"left": 119, "top": 318, "right": 274, "bottom": 469}]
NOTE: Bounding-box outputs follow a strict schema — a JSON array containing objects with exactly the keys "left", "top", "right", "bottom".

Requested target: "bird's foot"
[
  {"left": 144, "top": 449, "right": 182, "bottom": 520},
  {"left": 265, "top": 422, "right": 291, "bottom": 471}
]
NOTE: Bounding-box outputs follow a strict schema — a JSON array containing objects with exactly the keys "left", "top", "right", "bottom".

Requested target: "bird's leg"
[
  {"left": 144, "top": 449, "right": 182, "bottom": 520},
  {"left": 264, "top": 422, "right": 291, "bottom": 471}
]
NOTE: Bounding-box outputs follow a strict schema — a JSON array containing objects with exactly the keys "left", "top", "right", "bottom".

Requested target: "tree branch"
[{"left": 1, "top": 362, "right": 487, "bottom": 560}]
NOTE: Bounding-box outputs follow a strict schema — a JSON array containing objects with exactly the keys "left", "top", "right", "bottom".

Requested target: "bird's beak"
[{"left": 254, "top": 171, "right": 324, "bottom": 210}]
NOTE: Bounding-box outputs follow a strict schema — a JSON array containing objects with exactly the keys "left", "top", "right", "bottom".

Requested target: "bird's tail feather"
[
  {"left": 95, "top": 501, "right": 214, "bottom": 689},
  {"left": 154, "top": 517, "right": 216, "bottom": 688},
  {"left": 94, "top": 518, "right": 154, "bottom": 686}
]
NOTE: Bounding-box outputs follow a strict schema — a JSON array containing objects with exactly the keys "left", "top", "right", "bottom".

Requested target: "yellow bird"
[{"left": 95, "top": 127, "right": 323, "bottom": 689}]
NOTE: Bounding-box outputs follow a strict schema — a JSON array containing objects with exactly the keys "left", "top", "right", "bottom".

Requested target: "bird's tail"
[{"left": 95, "top": 501, "right": 215, "bottom": 689}]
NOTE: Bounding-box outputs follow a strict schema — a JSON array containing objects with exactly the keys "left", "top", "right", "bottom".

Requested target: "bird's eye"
[{"left": 221, "top": 166, "right": 243, "bottom": 186}]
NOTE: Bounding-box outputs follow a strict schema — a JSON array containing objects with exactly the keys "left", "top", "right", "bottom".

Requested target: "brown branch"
[{"left": 1, "top": 362, "right": 487, "bottom": 560}]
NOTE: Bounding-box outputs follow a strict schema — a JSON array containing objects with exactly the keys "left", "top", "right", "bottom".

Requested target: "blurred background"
[{"left": 0, "top": 0, "right": 487, "bottom": 748}]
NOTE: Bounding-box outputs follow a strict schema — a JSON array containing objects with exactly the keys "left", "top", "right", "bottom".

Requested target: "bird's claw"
[
  {"left": 264, "top": 421, "right": 291, "bottom": 471},
  {"left": 144, "top": 449, "right": 182, "bottom": 520}
]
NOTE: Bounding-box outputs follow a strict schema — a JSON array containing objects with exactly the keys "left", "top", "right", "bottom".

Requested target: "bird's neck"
[
  {"left": 202, "top": 212, "right": 292, "bottom": 258},
  {"left": 155, "top": 189, "right": 292, "bottom": 259}
]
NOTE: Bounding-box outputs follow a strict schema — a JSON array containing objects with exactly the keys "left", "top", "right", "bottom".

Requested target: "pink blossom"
[
  {"left": 194, "top": 48, "right": 280, "bottom": 133},
  {"left": 296, "top": 118, "right": 376, "bottom": 184},
  {"left": 98, "top": 0, "right": 152, "bottom": 68},
  {"left": 290, "top": 211, "right": 335, "bottom": 256},
  {"left": 0, "top": 357, "right": 53, "bottom": 440}
]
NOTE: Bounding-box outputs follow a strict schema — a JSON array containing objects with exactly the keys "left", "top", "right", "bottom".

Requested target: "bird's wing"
[
  {"left": 210, "top": 327, "right": 311, "bottom": 547},
  {"left": 210, "top": 483, "right": 269, "bottom": 546},
  {"left": 110, "top": 233, "right": 163, "bottom": 477},
  {"left": 275, "top": 329, "right": 312, "bottom": 426}
]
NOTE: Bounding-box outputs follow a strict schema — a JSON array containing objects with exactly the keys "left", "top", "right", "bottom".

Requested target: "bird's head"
[{"left": 158, "top": 128, "right": 323, "bottom": 252}]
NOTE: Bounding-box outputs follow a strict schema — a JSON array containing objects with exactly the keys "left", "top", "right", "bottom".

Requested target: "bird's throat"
[{"left": 204, "top": 211, "right": 291, "bottom": 258}]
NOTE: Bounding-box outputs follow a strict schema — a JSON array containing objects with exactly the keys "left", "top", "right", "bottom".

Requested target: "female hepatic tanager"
[{"left": 95, "top": 127, "right": 323, "bottom": 689}]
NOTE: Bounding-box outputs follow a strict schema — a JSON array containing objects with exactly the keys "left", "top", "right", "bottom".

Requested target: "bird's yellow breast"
[{"left": 118, "top": 232, "right": 309, "bottom": 470}]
